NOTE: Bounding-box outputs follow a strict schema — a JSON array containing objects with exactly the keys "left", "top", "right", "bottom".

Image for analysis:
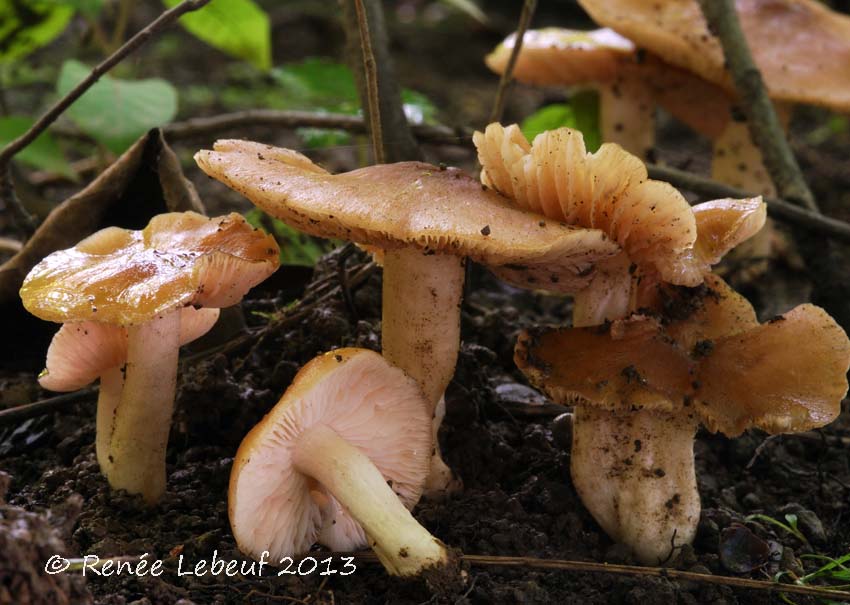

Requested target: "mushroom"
[
  {"left": 485, "top": 27, "right": 732, "bottom": 158},
  {"left": 515, "top": 273, "right": 850, "bottom": 563},
  {"left": 196, "top": 140, "right": 621, "bottom": 494},
  {"left": 229, "top": 348, "right": 449, "bottom": 576},
  {"left": 577, "top": 0, "right": 850, "bottom": 271},
  {"left": 38, "top": 306, "right": 220, "bottom": 477},
  {"left": 20, "top": 212, "right": 280, "bottom": 503}
]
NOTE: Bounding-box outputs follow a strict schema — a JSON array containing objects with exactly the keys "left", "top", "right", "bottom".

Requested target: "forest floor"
[{"left": 2, "top": 3, "right": 850, "bottom": 604}]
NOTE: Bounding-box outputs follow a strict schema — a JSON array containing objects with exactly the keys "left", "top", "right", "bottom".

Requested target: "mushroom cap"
[
  {"left": 38, "top": 307, "right": 220, "bottom": 392},
  {"left": 691, "top": 197, "right": 767, "bottom": 267},
  {"left": 515, "top": 275, "right": 850, "bottom": 436},
  {"left": 228, "top": 348, "right": 432, "bottom": 560},
  {"left": 195, "top": 140, "right": 621, "bottom": 294},
  {"left": 20, "top": 212, "right": 279, "bottom": 326},
  {"left": 578, "top": 0, "right": 850, "bottom": 111},
  {"left": 474, "top": 123, "right": 701, "bottom": 287},
  {"left": 485, "top": 27, "right": 635, "bottom": 86}
]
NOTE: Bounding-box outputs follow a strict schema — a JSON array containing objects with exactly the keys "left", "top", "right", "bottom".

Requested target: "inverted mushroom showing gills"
[
  {"left": 229, "top": 348, "right": 449, "bottom": 577},
  {"left": 196, "top": 139, "right": 621, "bottom": 494},
  {"left": 515, "top": 275, "right": 850, "bottom": 563},
  {"left": 20, "top": 212, "right": 280, "bottom": 504}
]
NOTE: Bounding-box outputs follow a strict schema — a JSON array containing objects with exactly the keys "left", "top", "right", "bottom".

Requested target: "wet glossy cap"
[
  {"left": 474, "top": 123, "right": 701, "bottom": 286},
  {"left": 228, "top": 348, "right": 432, "bottom": 559},
  {"left": 516, "top": 275, "right": 850, "bottom": 436},
  {"left": 20, "top": 212, "right": 279, "bottom": 326},
  {"left": 196, "top": 140, "right": 621, "bottom": 294},
  {"left": 578, "top": 0, "right": 850, "bottom": 111}
]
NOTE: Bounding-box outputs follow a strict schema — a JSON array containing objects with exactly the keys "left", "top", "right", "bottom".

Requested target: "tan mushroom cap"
[
  {"left": 39, "top": 307, "right": 220, "bottom": 392},
  {"left": 691, "top": 197, "right": 766, "bottom": 267},
  {"left": 516, "top": 275, "right": 850, "bottom": 436},
  {"left": 578, "top": 0, "right": 850, "bottom": 111},
  {"left": 474, "top": 123, "right": 701, "bottom": 286},
  {"left": 485, "top": 28, "right": 733, "bottom": 138},
  {"left": 195, "top": 140, "right": 621, "bottom": 294},
  {"left": 485, "top": 27, "right": 635, "bottom": 86},
  {"left": 20, "top": 212, "right": 279, "bottom": 326},
  {"left": 228, "top": 348, "right": 432, "bottom": 559}
]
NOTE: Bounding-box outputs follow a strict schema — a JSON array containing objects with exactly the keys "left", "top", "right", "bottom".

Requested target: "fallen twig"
[
  {"left": 647, "top": 164, "right": 850, "bottom": 244},
  {"left": 0, "top": 389, "right": 97, "bottom": 426},
  {"left": 0, "top": 0, "right": 213, "bottom": 235},
  {"left": 488, "top": 0, "right": 537, "bottom": 125},
  {"left": 696, "top": 0, "right": 817, "bottom": 212}
]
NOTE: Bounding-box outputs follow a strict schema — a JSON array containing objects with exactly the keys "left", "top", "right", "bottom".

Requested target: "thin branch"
[
  {"left": 0, "top": 0, "right": 212, "bottom": 235},
  {"left": 342, "top": 0, "right": 422, "bottom": 163},
  {"left": 647, "top": 164, "right": 850, "bottom": 244},
  {"left": 0, "top": 389, "right": 96, "bottom": 426},
  {"left": 488, "top": 0, "right": 537, "bottom": 125},
  {"left": 352, "top": 0, "right": 384, "bottom": 164},
  {"left": 164, "top": 109, "right": 472, "bottom": 145},
  {"left": 696, "top": 0, "right": 817, "bottom": 212}
]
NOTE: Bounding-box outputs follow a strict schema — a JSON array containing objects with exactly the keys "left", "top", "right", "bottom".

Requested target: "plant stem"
[{"left": 488, "top": 0, "right": 537, "bottom": 125}]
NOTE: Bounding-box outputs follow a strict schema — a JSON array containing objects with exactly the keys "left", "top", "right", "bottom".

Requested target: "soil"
[{"left": 2, "top": 3, "right": 850, "bottom": 604}]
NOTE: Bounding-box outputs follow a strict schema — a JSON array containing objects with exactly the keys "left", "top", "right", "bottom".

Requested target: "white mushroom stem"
[
  {"left": 382, "top": 248, "right": 465, "bottom": 495},
  {"left": 106, "top": 309, "right": 181, "bottom": 504},
  {"left": 571, "top": 260, "right": 700, "bottom": 563},
  {"left": 293, "top": 424, "right": 448, "bottom": 576},
  {"left": 572, "top": 406, "right": 700, "bottom": 564},
  {"left": 95, "top": 366, "right": 124, "bottom": 474},
  {"left": 599, "top": 77, "right": 655, "bottom": 159}
]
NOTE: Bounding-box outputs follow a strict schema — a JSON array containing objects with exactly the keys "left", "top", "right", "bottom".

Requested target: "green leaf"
[
  {"left": 402, "top": 89, "right": 437, "bottom": 125},
  {"left": 244, "top": 209, "right": 338, "bottom": 266},
  {"left": 65, "top": 0, "right": 105, "bottom": 18},
  {"left": 295, "top": 127, "right": 351, "bottom": 150},
  {"left": 520, "top": 91, "right": 601, "bottom": 151},
  {"left": 0, "top": 116, "right": 74, "bottom": 178},
  {"left": 271, "top": 58, "right": 360, "bottom": 113},
  {"left": 163, "top": 0, "right": 271, "bottom": 71},
  {"left": 57, "top": 59, "right": 178, "bottom": 154},
  {"left": 0, "top": 0, "right": 74, "bottom": 63}
]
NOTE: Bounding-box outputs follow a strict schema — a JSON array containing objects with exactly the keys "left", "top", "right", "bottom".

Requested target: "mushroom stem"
[
  {"left": 572, "top": 254, "right": 632, "bottom": 328},
  {"left": 95, "top": 366, "right": 124, "bottom": 474},
  {"left": 382, "top": 248, "right": 465, "bottom": 495},
  {"left": 599, "top": 77, "right": 655, "bottom": 159},
  {"left": 572, "top": 406, "right": 700, "bottom": 564},
  {"left": 293, "top": 424, "right": 448, "bottom": 576},
  {"left": 106, "top": 309, "right": 181, "bottom": 504}
]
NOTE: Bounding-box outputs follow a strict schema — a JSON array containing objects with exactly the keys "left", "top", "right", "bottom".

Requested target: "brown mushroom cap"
[
  {"left": 578, "top": 0, "right": 850, "bottom": 111},
  {"left": 485, "top": 27, "right": 635, "bottom": 86},
  {"left": 20, "top": 212, "right": 279, "bottom": 326},
  {"left": 474, "top": 123, "right": 701, "bottom": 286},
  {"left": 195, "top": 140, "right": 621, "bottom": 293},
  {"left": 228, "top": 348, "right": 432, "bottom": 559},
  {"left": 516, "top": 275, "right": 850, "bottom": 436},
  {"left": 39, "top": 307, "right": 220, "bottom": 392}
]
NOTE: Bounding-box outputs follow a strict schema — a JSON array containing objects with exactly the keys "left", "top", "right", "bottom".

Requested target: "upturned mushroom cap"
[
  {"left": 195, "top": 140, "right": 621, "bottom": 293},
  {"left": 578, "top": 0, "right": 850, "bottom": 111},
  {"left": 38, "top": 307, "right": 220, "bottom": 392},
  {"left": 229, "top": 348, "right": 432, "bottom": 559},
  {"left": 474, "top": 123, "right": 701, "bottom": 286},
  {"left": 485, "top": 27, "right": 635, "bottom": 85},
  {"left": 515, "top": 275, "right": 850, "bottom": 436},
  {"left": 20, "top": 212, "right": 279, "bottom": 326}
]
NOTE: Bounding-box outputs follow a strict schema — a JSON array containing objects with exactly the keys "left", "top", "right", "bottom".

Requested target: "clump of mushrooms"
[
  {"left": 472, "top": 123, "right": 801, "bottom": 560},
  {"left": 229, "top": 348, "right": 451, "bottom": 577},
  {"left": 196, "top": 140, "right": 624, "bottom": 495},
  {"left": 20, "top": 212, "right": 280, "bottom": 504},
  {"left": 515, "top": 273, "right": 850, "bottom": 563}
]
